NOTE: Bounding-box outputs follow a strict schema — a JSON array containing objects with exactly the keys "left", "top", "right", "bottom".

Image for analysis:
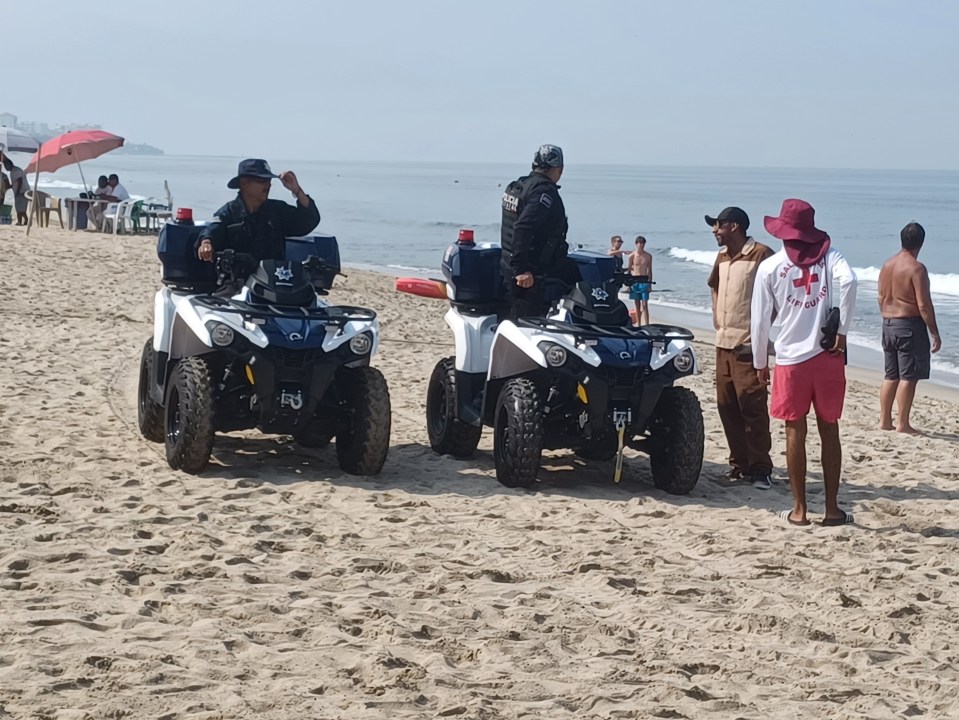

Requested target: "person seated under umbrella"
[{"left": 196, "top": 159, "right": 320, "bottom": 291}]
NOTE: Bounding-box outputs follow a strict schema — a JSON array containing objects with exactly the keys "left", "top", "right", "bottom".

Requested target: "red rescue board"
[{"left": 395, "top": 277, "right": 448, "bottom": 300}]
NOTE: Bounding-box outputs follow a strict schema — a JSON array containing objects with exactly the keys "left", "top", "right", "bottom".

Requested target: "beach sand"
[{"left": 1, "top": 222, "right": 958, "bottom": 719}]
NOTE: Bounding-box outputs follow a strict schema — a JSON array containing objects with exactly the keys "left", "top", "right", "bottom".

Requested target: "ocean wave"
[
  {"left": 667, "top": 247, "right": 715, "bottom": 267},
  {"left": 852, "top": 266, "right": 959, "bottom": 298},
  {"left": 386, "top": 263, "right": 435, "bottom": 275},
  {"left": 36, "top": 179, "right": 87, "bottom": 190},
  {"left": 428, "top": 221, "right": 500, "bottom": 231}
]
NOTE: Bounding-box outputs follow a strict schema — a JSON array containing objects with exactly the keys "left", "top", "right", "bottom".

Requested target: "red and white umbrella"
[{"left": 24, "top": 129, "right": 124, "bottom": 234}]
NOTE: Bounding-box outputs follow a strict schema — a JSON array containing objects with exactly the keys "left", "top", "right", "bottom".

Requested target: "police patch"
[{"left": 539, "top": 193, "right": 553, "bottom": 208}]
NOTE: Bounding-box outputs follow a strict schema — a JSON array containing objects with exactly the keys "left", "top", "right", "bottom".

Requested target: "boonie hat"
[
  {"left": 705, "top": 206, "right": 750, "bottom": 231},
  {"left": 764, "top": 198, "right": 831, "bottom": 267},
  {"left": 228, "top": 158, "right": 279, "bottom": 189},
  {"left": 533, "top": 144, "right": 564, "bottom": 168}
]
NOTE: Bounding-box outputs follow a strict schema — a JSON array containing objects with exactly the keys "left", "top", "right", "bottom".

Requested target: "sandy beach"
[{"left": 2, "top": 222, "right": 958, "bottom": 719}]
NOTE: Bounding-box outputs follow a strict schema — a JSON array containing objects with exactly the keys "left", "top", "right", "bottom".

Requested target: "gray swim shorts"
[{"left": 882, "top": 316, "right": 931, "bottom": 381}]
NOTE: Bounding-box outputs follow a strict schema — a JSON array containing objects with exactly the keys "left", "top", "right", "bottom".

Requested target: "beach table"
[
  {"left": 142, "top": 208, "right": 173, "bottom": 232},
  {"left": 63, "top": 197, "right": 102, "bottom": 231}
]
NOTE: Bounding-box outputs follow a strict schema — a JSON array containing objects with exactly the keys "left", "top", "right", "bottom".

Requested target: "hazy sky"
[{"left": 6, "top": 0, "right": 957, "bottom": 169}]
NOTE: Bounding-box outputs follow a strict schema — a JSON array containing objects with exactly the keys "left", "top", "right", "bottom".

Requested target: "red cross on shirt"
[{"left": 793, "top": 271, "right": 819, "bottom": 295}]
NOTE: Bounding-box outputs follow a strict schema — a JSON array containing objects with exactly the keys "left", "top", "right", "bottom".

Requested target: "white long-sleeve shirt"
[{"left": 750, "top": 247, "right": 858, "bottom": 369}]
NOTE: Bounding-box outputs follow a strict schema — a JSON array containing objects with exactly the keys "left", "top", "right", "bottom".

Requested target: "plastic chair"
[
  {"left": 42, "top": 196, "right": 65, "bottom": 228},
  {"left": 130, "top": 200, "right": 144, "bottom": 233},
  {"left": 26, "top": 190, "right": 64, "bottom": 228},
  {"left": 103, "top": 199, "right": 134, "bottom": 234}
]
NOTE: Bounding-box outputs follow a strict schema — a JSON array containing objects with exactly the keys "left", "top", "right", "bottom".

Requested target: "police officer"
[
  {"left": 196, "top": 159, "right": 321, "bottom": 280},
  {"left": 500, "top": 144, "right": 578, "bottom": 319}
]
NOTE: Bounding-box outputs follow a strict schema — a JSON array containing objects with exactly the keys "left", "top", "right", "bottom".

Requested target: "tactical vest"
[{"left": 500, "top": 173, "right": 569, "bottom": 274}]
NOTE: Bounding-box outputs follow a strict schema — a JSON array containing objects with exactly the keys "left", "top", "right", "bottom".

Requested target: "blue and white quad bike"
[
  {"left": 418, "top": 236, "right": 704, "bottom": 493},
  {"left": 137, "top": 221, "right": 391, "bottom": 476}
]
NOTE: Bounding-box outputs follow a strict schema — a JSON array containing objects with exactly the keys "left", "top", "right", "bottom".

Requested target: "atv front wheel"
[
  {"left": 294, "top": 415, "right": 334, "bottom": 449},
  {"left": 164, "top": 356, "right": 215, "bottom": 474},
  {"left": 648, "top": 386, "right": 704, "bottom": 494},
  {"left": 576, "top": 427, "right": 618, "bottom": 462},
  {"left": 335, "top": 366, "right": 391, "bottom": 475},
  {"left": 137, "top": 339, "right": 164, "bottom": 443},
  {"left": 426, "top": 357, "right": 482, "bottom": 458},
  {"left": 493, "top": 378, "right": 543, "bottom": 489}
]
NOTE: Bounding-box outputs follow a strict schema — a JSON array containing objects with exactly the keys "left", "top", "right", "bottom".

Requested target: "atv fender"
[
  {"left": 488, "top": 320, "right": 599, "bottom": 381},
  {"left": 650, "top": 338, "right": 697, "bottom": 373},
  {"left": 445, "top": 307, "right": 497, "bottom": 374}
]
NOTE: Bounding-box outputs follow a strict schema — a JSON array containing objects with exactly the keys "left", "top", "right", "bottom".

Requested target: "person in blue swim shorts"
[{"left": 628, "top": 235, "right": 653, "bottom": 325}]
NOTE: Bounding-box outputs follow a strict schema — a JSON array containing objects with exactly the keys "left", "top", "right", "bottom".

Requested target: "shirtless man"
[
  {"left": 628, "top": 236, "right": 653, "bottom": 325},
  {"left": 877, "top": 222, "right": 941, "bottom": 434}
]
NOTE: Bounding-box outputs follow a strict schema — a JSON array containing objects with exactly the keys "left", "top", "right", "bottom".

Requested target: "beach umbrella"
[
  {"left": 24, "top": 129, "right": 124, "bottom": 235},
  {"left": 0, "top": 126, "right": 40, "bottom": 154},
  {"left": 0, "top": 129, "right": 39, "bottom": 206}
]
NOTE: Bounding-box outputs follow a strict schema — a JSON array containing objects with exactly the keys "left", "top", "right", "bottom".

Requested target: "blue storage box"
[
  {"left": 568, "top": 249, "right": 617, "bottom": 284},
  {"left": 157, "top": 222, "right": 217, "bottom": 291},
  {"left": 442, "top": 242, "right": 506, "bottom": 305}
]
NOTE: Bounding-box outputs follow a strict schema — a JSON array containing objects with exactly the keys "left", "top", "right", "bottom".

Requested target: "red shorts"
[{"left": 770, "top": 351, "right": 846, "bottom": 423}]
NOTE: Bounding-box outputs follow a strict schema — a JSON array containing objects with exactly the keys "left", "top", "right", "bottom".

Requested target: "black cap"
[
  {"left": 532, "top": 144, "right": 564, "bottom": 168},
  {"left": 228, "top": 159, "right": 279, "bottom": 189},
  {"left": 704, "top": 206, "right": 749, "bottom": 231}
]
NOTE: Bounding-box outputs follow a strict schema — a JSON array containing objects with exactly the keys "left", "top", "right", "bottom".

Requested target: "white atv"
[
  {"left": 138, "top": 222, "right": 391, "bottom": 476},
  {"left": 410, "top": 236, "right": 704, "bottom": 493}
]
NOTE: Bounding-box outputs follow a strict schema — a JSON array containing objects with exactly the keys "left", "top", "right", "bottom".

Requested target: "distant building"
[{"left": 0, "top": 112, "right": 17, "bottom": 127}]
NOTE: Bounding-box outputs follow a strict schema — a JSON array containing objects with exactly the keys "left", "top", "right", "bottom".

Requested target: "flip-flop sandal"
[
  {"left": 779, "top": 509, "right": 811, "bottom": 526},
  {"left": 820, "top": 510, "right": 855, "bottom": 527}
]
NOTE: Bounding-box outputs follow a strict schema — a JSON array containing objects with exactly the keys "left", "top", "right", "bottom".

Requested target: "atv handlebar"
[{"left": 214, "top": 250, "right": 345, "bottom": 285}]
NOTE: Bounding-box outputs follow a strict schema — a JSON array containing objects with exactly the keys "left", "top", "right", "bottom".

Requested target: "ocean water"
[{"left": 34, "top": 156, "right": 959, "bottom": 383}]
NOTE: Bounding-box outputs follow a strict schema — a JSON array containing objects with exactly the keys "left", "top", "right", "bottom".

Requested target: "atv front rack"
[
  {"left": 193, "top": 296, "right": 377, "bottom": 324},
  {"left": 517, "top": 317, "right": 695, "bottom": 342}
]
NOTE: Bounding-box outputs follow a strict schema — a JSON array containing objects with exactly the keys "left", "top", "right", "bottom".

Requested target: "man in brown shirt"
[
  {"left": 877, "top": 222, "right": 942, "bottom": 434},
  {"left": 706, "top": 207, "right": 775, "bottom": 488}
]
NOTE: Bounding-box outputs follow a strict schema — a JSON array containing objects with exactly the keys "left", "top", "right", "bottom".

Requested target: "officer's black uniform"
[
  {"left": 197, "top": 194, "right": 321, "bottom": 290},
  {"left": 198, "top": 194, "right": 320, "bottom": 263},
  {"left": 500, "top": 171, "right": 577, "bottom": 319}
]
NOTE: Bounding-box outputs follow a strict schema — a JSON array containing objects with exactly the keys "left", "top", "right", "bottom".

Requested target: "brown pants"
[{"left": 716, "top": 346, "right": 772, "bottom": 475}]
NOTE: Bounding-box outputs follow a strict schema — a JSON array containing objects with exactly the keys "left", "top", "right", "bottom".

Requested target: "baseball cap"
[{"left": 704, "top": 207, "right": 750, "bottom": 231}]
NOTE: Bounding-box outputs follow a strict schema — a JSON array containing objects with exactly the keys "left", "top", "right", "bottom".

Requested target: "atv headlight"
[
  {"left": 349, "top": 332, "right": 373, "bottom": 355},
  {"left": 211, "top": 323, "right": 235, "bottom": 347},
  {"left": 673, "top": 350, "right": 694, "bottom": 373},
  {"left": 538, "top": 341, "right": 567, "bottom": 367}
]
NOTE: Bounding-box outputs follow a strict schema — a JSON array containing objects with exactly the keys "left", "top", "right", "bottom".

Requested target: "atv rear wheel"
[
  {"left": 335, "top": 366, "right": 391, "bottom": 475},
  {"left": 493, "top": 378, "right": 543, "bottom": 489},
  {"left": 164, "top": 356, "right": 215, "bottom": 474},
  {"left": 137, "top": 339, "right": 164, "bottom": 443},
  {"left": 648, "top": 386, "right": 704, "bottom": 495},
  {"left": 426, "top": 357, "right": 482, "bottom": 458}
]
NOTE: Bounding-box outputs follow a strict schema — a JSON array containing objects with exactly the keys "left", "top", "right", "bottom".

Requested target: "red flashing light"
[
  {"left": 175, "top": 207, "right": 193, "bottom": 222},
  {"left": 457, "top": 228, "right": 475, "bottom": 245}
]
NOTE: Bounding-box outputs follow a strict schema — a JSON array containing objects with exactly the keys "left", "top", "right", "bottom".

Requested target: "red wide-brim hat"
[{"left": 764, "top": 198, "right": 830, "bottom": 266}]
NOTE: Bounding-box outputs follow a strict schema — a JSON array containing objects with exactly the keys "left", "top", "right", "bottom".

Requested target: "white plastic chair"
[{"left": 102, "top": 199, "right": 134, "bottom": 234}]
